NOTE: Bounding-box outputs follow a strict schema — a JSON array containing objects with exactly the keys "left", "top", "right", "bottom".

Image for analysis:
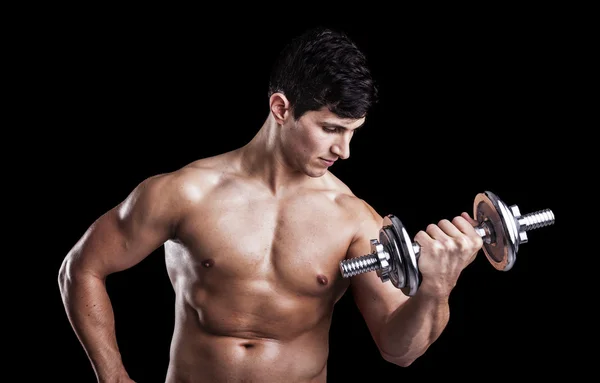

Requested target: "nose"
[{"left": 331, "top": 134, "right": 351, "bottom": 160}]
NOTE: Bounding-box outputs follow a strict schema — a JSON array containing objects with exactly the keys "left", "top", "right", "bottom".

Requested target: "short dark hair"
[{"left": 268, "top": 27, "right": 378, "bottom": 120}]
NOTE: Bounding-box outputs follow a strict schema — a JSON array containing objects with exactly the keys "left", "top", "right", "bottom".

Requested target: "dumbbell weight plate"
[
  {"left": 473, "top": 191, "right": 518, "bottom": 271},
  {"left": 386, "top": 215, "right": 421, "bottom": 296},
  {"left": 380, "top": 217, "right": 406, "bottom": 289}
]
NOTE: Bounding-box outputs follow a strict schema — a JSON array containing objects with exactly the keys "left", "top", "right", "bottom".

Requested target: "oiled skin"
[
  {"left": 160, "top": 151, "right": 362, "bottom": 382},
  {"left": 59, "top": 104, "right": 482, "bottom": 382}
]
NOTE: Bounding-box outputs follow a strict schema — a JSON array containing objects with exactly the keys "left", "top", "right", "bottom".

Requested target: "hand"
[{"left": 413, "top": 212, "right": 483, "bottom": 298}]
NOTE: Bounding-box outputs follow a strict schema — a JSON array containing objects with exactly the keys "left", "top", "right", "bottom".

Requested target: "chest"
[{"left": 174, "top": 192, "right": 356, "bottom": 296}]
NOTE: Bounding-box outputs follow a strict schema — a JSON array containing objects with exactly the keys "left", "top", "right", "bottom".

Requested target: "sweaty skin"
[{"left": 59, "top": 96, "right": 482, "bottom": 382}]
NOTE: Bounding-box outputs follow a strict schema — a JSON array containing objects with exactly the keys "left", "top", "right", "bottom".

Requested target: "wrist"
[
  {"left": 96, "top": 365, "right": 131, "bottom": 383},
  {"left": 98, "top": 373, "right": 132, "bottom": 383},
  {"left": 415, "top": 280, "right": 453, "bottom": 302}
]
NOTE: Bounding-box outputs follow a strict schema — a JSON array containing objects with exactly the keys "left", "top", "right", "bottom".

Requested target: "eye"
[{"left": 323, "top": 127, "right": 338, "bottom": 133}]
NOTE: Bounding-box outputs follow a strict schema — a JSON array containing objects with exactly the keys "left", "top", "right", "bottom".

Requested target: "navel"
[
  {"left": 202, "top": 259, "right": 215, "bottom": 268},
  {"left": 316, "top": 274, "right": 329, "bottom": 286}
]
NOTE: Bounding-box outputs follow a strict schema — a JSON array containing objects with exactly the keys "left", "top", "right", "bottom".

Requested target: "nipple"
[
  {"left": 317, "top": 274, "right": 329, "bottom": 286},
  {"left": 202, "top": 259, "right": 215, "bottom": 268}
]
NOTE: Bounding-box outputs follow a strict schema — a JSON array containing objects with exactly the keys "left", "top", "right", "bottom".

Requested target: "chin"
[{"left": 304, "top": 167, "right": 328, "bottom": 178}]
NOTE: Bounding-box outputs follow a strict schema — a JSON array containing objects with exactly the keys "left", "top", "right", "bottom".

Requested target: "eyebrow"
[{"left": 322, "top": 121, "right": 365, "bottom": 131}]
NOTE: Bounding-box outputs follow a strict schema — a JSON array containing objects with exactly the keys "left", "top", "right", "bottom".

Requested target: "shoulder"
[
  {"left": 321, "top": 171, "right": 383, "bottom": 229},
  {"left": 121, "top": 151, "right": 238, "bottom": 216}
]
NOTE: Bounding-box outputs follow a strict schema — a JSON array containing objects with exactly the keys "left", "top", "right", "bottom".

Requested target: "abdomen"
[{"left": 166, "top": 300, "right": 331, "bottom": 382}]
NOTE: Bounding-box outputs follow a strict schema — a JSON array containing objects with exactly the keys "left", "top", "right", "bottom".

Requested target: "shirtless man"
[{"left": 58, "top": 27, "right": 483, "bottom": 382}]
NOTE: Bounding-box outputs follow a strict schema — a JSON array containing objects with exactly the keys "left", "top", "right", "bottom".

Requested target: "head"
[{"left": 267, "top": 27, "right": 378, "bottom": 177}]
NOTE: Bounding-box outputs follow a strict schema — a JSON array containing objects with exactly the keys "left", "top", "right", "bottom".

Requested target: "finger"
[
  {"left": 452, "top": 215, "right": 480, "bottom": 236},
  {"left": 460, "top": 212, "right": 478, "bottom": 226},
  {"left": 425, "top": 223, "right": 450, "bottom": 241},
  {"left": 453, "top": 215, "right": 484, "bottom": 247},
  {"left": 437, "top": 219, "right": 464, "bottom": 238},
  {"left": 413, "top": 229, "right": 434, "bottom": 247}
]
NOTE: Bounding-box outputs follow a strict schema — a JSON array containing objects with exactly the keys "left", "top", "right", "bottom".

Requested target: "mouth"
[{"left": 319, "top": 158, "right": 336, "bottom": 166}]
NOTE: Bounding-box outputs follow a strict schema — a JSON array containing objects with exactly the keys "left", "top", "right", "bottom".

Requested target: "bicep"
[
  {"left": 67, "top": 176, "right": 177, "bottom": 278},
  {"left": 347, "top": 206, "right": 409, "bottom": 343}
]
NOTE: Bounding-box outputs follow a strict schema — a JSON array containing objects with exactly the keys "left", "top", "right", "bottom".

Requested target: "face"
[{"left": 280, "top": 106, "right": 365, "bottom": 178}]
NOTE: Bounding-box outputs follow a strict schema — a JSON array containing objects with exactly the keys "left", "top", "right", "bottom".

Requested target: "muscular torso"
[{"left": 162, "top": 155, "right": 363, "bottom": 382}]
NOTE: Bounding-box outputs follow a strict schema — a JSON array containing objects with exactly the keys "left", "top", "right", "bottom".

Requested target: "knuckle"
[
  {"left": 462, "top": 237, "right": 482, "bottom": 255},
  {"left": 457, "top": 236, "right": 470, "bottom": 250},
  {"left": 431, "top": 241, "right": 445, "bottom": 254},
  {"left": 414, "top": 230, "right": 426, "bottom": 240},
  {"left": 438, "top": 236, "right": 453, "bottom": 248},
  {"left": 451, "top": 215, "right": 464, "bottom": 224},
  {"left": 473, "top": 235, "right": 483, "bottom": 248},
  {"left": 438, "top": 218, "right": 451, "bottom": 227}
]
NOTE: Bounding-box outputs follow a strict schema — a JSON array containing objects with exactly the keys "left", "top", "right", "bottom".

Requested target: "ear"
[{"left": 269, "top": 92, "right": 291, "bottom": 124}]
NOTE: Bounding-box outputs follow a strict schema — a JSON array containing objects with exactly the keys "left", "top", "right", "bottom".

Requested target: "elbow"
[
  {"left": 58, "top": 257, "right": 67, "bottom": 289},
  {"left": 58, "top": 251, "right": 107, "bottom": 295},
  {"left": 379, "top": 349, "right": 418, "bottom": 367},
  {"left": 57, "top": 255, "right": 74, "bottom": 297},
  {"left": 376, "top": 329, "right": 420, "bottom": 367},
  {"left": 57, "top": 252, "right": 92, "bottom": 296}
]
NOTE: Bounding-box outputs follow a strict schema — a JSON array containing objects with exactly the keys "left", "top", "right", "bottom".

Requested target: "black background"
[{"left": 16, "top": 5, "right": 584, "bottom": 382}]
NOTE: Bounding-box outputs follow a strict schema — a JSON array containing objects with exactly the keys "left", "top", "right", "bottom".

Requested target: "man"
[{"left": 58, "top": 26, "right": 483, "bottom": 383}]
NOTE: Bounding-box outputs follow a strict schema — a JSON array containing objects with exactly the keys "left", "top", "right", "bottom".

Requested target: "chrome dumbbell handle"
[
  {"left": 339, "top": 191, "right": 555, "bottom": 296},
  {"left": 412, "top": 207, "right": 555, "bottom": 260}
]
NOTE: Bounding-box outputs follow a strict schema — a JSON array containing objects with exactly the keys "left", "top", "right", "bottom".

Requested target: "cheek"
[
  {"left": 284, "top": 130, "right": 310, "bottom": 159},
  {"left": 287, "top": 121, "right": 330, "bottom": 157},
  {"left": 303, "top": 130, "right": 329, "bottom": 152},
  {"left": 290, "top": 130, "right": 319, "bottom": 154}
]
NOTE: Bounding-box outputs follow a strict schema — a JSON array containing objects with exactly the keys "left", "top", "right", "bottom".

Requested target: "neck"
[{"left": 239, "top": 115, "right": 310, "bottom": 195}]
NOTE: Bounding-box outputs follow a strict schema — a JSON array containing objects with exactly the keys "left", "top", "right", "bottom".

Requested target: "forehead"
[{"left": 304, "top": 107, "right": 366, "bottom": 130}]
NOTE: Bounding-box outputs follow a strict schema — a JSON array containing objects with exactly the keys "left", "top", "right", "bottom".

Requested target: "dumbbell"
[{"left": 339, "top": 191, "right": 555, "bottom": 296}]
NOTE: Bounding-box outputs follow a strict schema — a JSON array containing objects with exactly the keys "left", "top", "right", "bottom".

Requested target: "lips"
[{"left": 320, "top": 158, "right": 336, "bottom": 166}]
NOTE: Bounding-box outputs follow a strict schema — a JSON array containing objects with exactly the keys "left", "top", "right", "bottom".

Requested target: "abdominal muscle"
[{"left": 164, "top": 282, "right": 337, "bottom": 383}]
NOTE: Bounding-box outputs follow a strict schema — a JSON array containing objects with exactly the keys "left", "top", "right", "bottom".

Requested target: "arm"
[
  {"left": 348, "top": 203, "right": 482, "bottom": 367},
  {"left": 58, "top": 173, "right": 183, "bottom": 382}
]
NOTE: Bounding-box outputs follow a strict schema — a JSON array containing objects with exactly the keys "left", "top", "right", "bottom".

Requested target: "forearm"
[
  {"left": 58, "top": 264, "right": 131, "bottom": 382},
  {"left": 377, "top": 290, "right": 450, "bottom": 366}
]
